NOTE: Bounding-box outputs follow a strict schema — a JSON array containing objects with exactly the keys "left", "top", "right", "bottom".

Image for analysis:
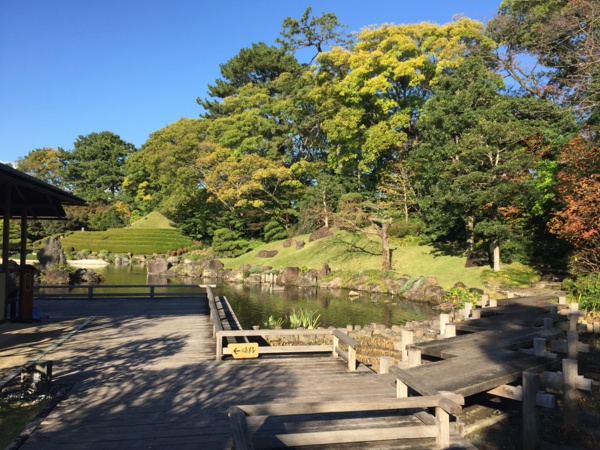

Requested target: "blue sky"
[{"left": 0, "top": 0, "right": 501, "bottom": 164}]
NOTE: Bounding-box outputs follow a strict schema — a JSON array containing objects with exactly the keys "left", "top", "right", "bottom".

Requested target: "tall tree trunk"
[
  {"left": 493, "top": 236, "right": 501, "bottom": 272},
  {"left": 380, "top": 218, "right": 393, "bottom": 270},
  {"left": 466, "top": 215, "right": 474, "bottom": 254},
  {"left": 323, "top": 188, "right": 329, "bottom": 228}
]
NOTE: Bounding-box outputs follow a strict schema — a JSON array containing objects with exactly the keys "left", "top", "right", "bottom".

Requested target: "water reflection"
[{"left": 94, "top": 265, "right": 437, "bottom": 328}]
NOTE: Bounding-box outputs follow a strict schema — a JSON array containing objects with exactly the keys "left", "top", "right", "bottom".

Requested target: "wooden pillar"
[
  {"left": 347, "top": 345, "right": 356, "bottom": 372},
  {"left": 543, "top": 318, "right": 554, "bottom": 330},
  {"left": 471, "top": 309, "right": 481, "bottom": 319},
  {"left": 1, "top": 186, "right": 10, "bottom": 322},
  {"left": 563, "top": 359, "right": 579, "bottom": 428},
  {"left": 408, "top": 348, "right": 421, "bottom": 367},
  {"left": 567, "top": 330, "right": 578, "bottom": 359},
  {"left": 439, "top": 313, "right": 449, "bottom": 335},
  {"left": 397, "top": 379, "right": 408, "bottom": 398},
  {"left": 480, "top": 294, "right": 489, "bottom": 307},
  {"left": 379, "top": 356, "right": 394, "bottom": 374},
  {"left": 436, "top": 406, "right": 450, "bottom": 449},
  {"left": 534, "top": 338, "right": 546, "bottom": 357},
  {"left": 332, "top": 334, "right": 339, "bottom": 358},
  {"left": 489, "top": 299, "right": 498, "bottom": 307},
  {"left": 445, "top": 324, "right": 456, "bottom": 338},
  {"left": 401, "top": 330, "right": 414, "bottom": 360},
  {"left": 523, "top": 371, "right": 540, "bottom": 450}
]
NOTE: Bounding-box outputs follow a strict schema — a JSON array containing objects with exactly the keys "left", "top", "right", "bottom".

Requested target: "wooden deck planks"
[{"left": 23, "top": 296, "right": 443, "bottom": 449}]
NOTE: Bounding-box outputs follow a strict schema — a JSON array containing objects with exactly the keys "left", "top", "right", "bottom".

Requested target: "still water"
[{"left": 94, "top": 264, "right": 437, "bottom": 329}]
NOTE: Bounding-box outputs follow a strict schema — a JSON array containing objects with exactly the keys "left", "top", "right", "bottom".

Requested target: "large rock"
[
  {"left": 282, "top": 239, "right": 296, "bottom": 248},
  {"left": 147, "top": 259, "right": 170, "bottom": 275},
  {"left": 318, "top": 263, "right": 331, "bottom": 279},
  {"left": 424, "top": 285, "right": 446, "bottom": 304},
  {"left": 180, "top": 262, "right": 203, "bottom": 278},
  {"left": 309, "top": 226, "right": 333, "bottom": 242},
  {"left": 43, "top": 268, "right": 71, "bottom": 285},
  {"left": 256, "top": 249, "right": 278, "bottom": 258},
  {"left": 202, "top": 259, "right": 224, "bottom": 278},
  {"left": 299, "top": 269, "right": 319, "bottom": 287},
  {"left": 73, "top": 269, "right": 104, "bottom": 284},
  {"left": 277, "top": 267, "right": 302, "bottom": 286},
  {"left": 37, "top": 237, "right": 66, "bottom": 271}
]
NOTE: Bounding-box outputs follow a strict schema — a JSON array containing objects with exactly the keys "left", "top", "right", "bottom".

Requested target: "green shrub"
[
  {"left": 263, "top": 221, "right": 288, "bottom": 242},
  {"left": 563, "top": 275, "right": 600, "bottom": 312},
  {"left": 80, "top": 249, "right": 91, "bottom": 256},
  {"left": 212, "top": 228, "right": 255, "bottom": 257}
]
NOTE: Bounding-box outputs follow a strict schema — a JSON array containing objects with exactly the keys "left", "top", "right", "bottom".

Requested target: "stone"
[
  {"left": 43, "top": 268, "right": 71, "bottom": 285},
  {"left": 282, "top": 238, "right": 296, "bottom": 248},
  {"left": 245, "top": 274, "right": 262, "bottom": 284},
  {"left": 295, "top": 240, "right": 305, "bottom": 249},
  {"left": 277, "top": 267, "right": 302, "bottom": 286},
  {"left": 348, "top": 290, "right": 360, "bottom": 297},
  {"left": 256, "top": 249, "right": 278, "bottom": 258},
  {"left": 299, "top": 269, "right": 319, "bottom": 287},
  {"left": 424, "top": 285, "right": 446, "bottom": 304},
  {"left": 318, "top": 263, "right": 331, "bottom": 279},
  {"left": 309, "top": 226, "right": 333, "bottom": 242},
  {"left": 147, "top": 259, "right": 170, "bottom": 275},
  {"left": 454, "top": 281, "right": 467, "bottom": 289},
  {"left": 202, "top": 259, "right": 224, "bottom": 278},
  {"left": 37, "top": 237, "right": 66, "bottom": 271},
  {"left": 73, "top": 269, "right": 104, "bottom": 284}
]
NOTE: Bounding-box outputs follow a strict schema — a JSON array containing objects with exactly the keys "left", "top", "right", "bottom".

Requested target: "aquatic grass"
[{"left": 289, "top": 308, "right": 321, "bottom": 329}]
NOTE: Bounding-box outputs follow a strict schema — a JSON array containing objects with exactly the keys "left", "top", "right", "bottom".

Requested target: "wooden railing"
[
  {"left": 229, "top": 391, "right": 464, "bottom": 449},
  {"left": 34, "top": 284, "right": 210, "bottom": 300},
  {"left": 215, "top": 328, "right": 359, "bottom": 371}
]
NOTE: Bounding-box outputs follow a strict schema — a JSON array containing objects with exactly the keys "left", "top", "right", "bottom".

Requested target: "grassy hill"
[
  {"left": 130, "top": 211, "right": 174, "bottom": 229},
  {"left": 59, "top": 228, "right": 191, "bottom": 254},
  {"left": 220, "top": 230, "right": 492, "bottom": 289}
]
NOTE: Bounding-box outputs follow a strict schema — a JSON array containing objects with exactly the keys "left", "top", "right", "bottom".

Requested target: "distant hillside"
[
  {"left": 130, "top": 211, "right": 174, "bottom": 229},
  {"left": 219, "top": 230, "right": 489, "bottom": 289}
]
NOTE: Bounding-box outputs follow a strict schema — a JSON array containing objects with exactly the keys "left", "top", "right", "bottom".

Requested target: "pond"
[{"left": 93, "top": 264, "right": 437, "bottom": 329}]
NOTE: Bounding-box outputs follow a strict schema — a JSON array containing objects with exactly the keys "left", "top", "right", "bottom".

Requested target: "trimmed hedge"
[{"left": 58, "top": 228, "right": 192, "bottom": 254}]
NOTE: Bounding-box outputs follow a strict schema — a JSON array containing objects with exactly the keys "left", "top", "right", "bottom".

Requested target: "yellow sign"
[{"left": 228, "top": 342, "right": 259, "bottom": 359}]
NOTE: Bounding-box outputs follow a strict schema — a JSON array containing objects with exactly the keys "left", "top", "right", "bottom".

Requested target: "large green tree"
[
  {"left": 411, "top": 56, "right": 573, "bottom": 271},
  {"left": 488, "top": 0, "right": 600, "bottom": 118},
  {"left": 64, "top": 131, "right": 135, "bottom": 203},
  {"left": 16, "top": 147, "right": 67, "bottom": 187},
  {"left": 311, "top": 18, "right": 495, "bottom": 189}
]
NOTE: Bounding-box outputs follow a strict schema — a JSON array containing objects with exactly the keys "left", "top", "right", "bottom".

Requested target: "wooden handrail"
[
  {"left": 34, "top": 284, "right": 212, "bottom": 300},
  {"left": 230, "top": 394, "right": 465, "bottom": 449},
  {"left": 215, "top": 328, "right": 360, "bottom": 371}
]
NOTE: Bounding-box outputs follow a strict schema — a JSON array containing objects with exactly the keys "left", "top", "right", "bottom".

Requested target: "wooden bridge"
[{"left": 5, "top": 287, "right": 570, "bottom": 449}]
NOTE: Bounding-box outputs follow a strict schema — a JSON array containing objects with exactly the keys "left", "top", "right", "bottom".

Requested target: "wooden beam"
[
  {"left": 237, "top": 396, "right": 463, "bottom": 417},
  {"left": 228, "top": 407, "right": 254, "bottom": 450}
]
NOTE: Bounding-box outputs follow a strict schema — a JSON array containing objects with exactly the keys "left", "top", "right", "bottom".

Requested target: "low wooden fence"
[
  {"left": 34, "top": 284, "right": 207, "bottom": 300},
  {"left": 206, "top": 286, "right": 360, "bottom": 371},
  {"left": 229, "top": 393, "right": 464, "bottom": 450}
]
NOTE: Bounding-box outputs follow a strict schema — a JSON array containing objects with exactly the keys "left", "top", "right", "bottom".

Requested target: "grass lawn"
[{"left": 220, "top": 230, "right": 490, "bottom": 289}]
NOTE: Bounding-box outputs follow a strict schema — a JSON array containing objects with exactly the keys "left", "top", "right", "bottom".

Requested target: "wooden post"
[
  {"left": 559, "top": 296, "right": 566, "bottom": 304},
  {"left": 569, "top": 313, "right": 578, "bottom": 332},
  {"left": 489, "top": 299, "right": 497, "bottom": 307},
  {"left": 216, "top": 332, "right": 223, "bottom": 361},
  {"left": 481, "top": 294, "right": 489, "bottom": 307},
  {"left": 567, "top": 330, "right": 578, "bottom": 359},
  {"left": 150, "top": 286, "right": 155, "bottom": 299},
  {"left": 507, "top": 292, "right": 515, "bottom": 299},
  {"left": 522, "top": 371, "right": 539, "bottom": 450},
  {"left": 543, "top": 318, "right": 554, "bottom": 330},
  {"left": 471, "top": 309, "right": 481, "bottom": 319},
  {"left": 348, "top": 345, "right": 356, "bottom": 372},
  {"left": 439, "top": 313, "right": 449, "bottom": 335},
  {"left": 397, "top": 379, "right": 408, "bottom": 398},
  {"left": 332, "top": 334, "right": 339, "bottom": 358},
  {"left": 408, "top": 348, "right": 421, "bottom": 367},
  {"left": 436, "top": 406, "right": 450, "bottom": 449},
  {"left": 549, "top": 305, "right": 558, "bottom": 314},
  {"left": 88, "top": 286, "right": 93, "bottom": 300},
  {"left": 401, "top": 330, "right": 414, "bottom": 360},
  {"left": 563, "top": 359, "right": 579, "bottom": 428},
  {"left": 534, "top": 338, "right": 546, "bottom": 357},
  {"left": 445, "top": 324, "right": 456, "bottom": 338},
  {"left": 463, "top": 302, "right": 472, "bottom": 318},
  {"left": 379, "top": 356, "right": 394, "bottom": 375}
]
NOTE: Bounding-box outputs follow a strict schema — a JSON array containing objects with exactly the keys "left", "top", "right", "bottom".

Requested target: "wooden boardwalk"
[
  {"left": 17, "top": 296, "right": 473, "bottom": 449},
  {"left": 403, "top": 296, "right": 564, "bottom": 396}
]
